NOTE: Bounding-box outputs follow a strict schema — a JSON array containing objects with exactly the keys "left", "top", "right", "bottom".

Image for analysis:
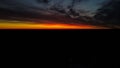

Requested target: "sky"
[
  {"left": 0, "top": 0, "right": 110, "bottom": 16},
  {"left": 0, "top": 0, "right": 115, "bottom": 29}
]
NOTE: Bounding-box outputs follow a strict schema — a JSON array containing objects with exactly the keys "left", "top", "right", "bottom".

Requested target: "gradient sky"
[{"left": 0, "top": 0, "right": 110, "bottom": 16}]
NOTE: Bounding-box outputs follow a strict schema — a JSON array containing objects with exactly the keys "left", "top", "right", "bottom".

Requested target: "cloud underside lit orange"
[{"left": 0, "top": 23, "right": 106, "bottom": 29}]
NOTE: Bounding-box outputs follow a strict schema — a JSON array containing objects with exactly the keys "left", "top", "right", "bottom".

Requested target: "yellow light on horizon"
[{"left": 0, "top": 23, "right": 106, "bottom": 29}]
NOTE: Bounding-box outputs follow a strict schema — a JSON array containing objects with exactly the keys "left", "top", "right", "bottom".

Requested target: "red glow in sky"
[{"left": 0, "top": 23, "right": 106, "bottom": 29}]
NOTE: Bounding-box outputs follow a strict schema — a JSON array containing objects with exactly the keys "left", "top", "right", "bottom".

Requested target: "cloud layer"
[{"left": 0, "top": 0, "right": 110, "bottom": 16}]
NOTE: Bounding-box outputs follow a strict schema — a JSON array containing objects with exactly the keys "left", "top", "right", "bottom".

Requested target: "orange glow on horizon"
[{"left": 0, "top": 23, "right": 106, "bottom": 29}]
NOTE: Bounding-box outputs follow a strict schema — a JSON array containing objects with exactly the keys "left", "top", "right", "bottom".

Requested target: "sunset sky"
[{"left": 0, "top": 0, "right": 114, "bottom": 29}]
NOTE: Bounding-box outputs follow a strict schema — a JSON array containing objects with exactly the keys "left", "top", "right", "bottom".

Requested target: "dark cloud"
[
  {"left": 0, "top": 0, "right": 110, "bottom": 16},
  {"left": 0, "top": 0, "right": 112, "bottom": 24}
]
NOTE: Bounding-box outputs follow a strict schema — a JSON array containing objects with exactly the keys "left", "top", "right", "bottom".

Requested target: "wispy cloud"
[{"left": 0, "top": 0, "right": 110, "bottom": 16}]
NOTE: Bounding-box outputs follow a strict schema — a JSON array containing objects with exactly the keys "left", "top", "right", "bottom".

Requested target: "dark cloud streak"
[
  {"left": 0, "top": 0, "right": 110, "bottom": 16},
  {"left": 0, "top": 0, "right": 113, "bottom": 25}
]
